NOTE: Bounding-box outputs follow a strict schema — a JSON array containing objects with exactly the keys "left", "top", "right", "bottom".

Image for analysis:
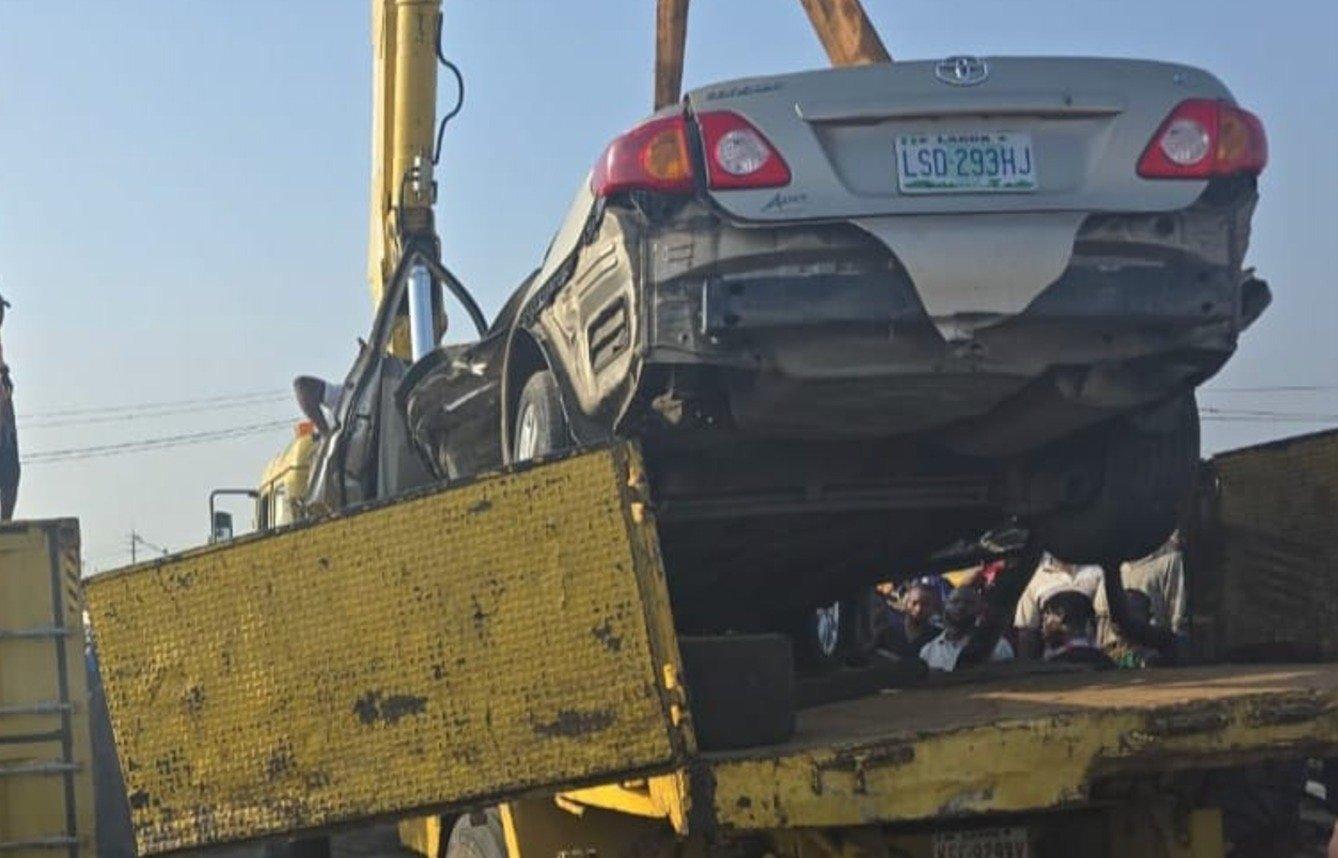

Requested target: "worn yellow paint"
[
  {"left": 367, "top": 0, "right": 443, "bottom": 315},
  {"left": 704, "top": 665, "right": 1338, "bottom": 830},
  {"left": 0, "top": 519, "right": 95, "bottom": 858},
  {"left": 504, "top": 794, "right": 682, "bottom": 858},
  {"left": 558, "top": 770, "right": 691, "bottom": 831},
  {"left": 396, "top": 815, "right": 442, "bottom": 858},
  {"left": 86, "top": 445, "right": 691, "bottom": 855}
]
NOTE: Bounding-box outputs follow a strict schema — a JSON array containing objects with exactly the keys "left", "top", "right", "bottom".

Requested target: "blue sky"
[{"left": 2, "top": 0, "right": 1335, "bottom": 568}]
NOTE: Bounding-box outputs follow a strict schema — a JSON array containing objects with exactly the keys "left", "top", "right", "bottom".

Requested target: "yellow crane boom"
[{"left": 368, "top": 0, "right": 443, "bottom": 317}]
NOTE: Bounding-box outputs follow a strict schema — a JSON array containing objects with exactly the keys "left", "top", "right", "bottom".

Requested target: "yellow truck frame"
[
  {"left": 86, "top": 444, "right": 1338, "bottom": 858},
  {"left": 0, "top": 520, "right": 95, "bottom": 858}
]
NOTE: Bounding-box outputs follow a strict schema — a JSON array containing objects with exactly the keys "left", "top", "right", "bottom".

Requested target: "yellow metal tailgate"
[
  {"left": 86, "top": 445, "right": 690, "bottom": 854},
  {"left": 0, "top": 519, "right": 95, "bottom": 858}
]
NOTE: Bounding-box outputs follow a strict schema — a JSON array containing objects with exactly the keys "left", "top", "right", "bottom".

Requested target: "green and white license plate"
[
  {"left": 932, "top": 826, "right": 1031, "bottom": 858},
  {"left": 897, "top": 131, "right": 1037, "bottom": 194}
]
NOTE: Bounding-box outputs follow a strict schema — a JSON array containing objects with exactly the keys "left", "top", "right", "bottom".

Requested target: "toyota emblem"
[{"left": 935, "top": 55, "right": 989, "bottom": 87}]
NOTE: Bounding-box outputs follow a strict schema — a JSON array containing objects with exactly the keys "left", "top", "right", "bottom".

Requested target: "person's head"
[
  {"left": 942, "top": 586, "right": 982, "bottom": 636},
  {"left": 903, "top": 582, "right": 941, "bottom": 627},
  {"left": 875, "top": 581, "right": 895, "bottom": 599},
  {"left": 1041, "top": 590, "right": 1097, "bottom": 650},
  {"left": 1124, "top": 588, "right": 1153, "bottom": 628}
]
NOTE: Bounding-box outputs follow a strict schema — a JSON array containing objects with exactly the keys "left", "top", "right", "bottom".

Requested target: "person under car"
[
  {"left": 1014, "top": 552, "right": 1105, "bottom": 659},
  {"left": 876, "top": 580, "right": 942, "bottom": 659},
  {"left": 1106, "top": 589, "right": 1166, "bottom": 668},
  {"left": 1040, "top": 590, "right": 1114, "bottom": 669},
  {"left": 1099, "top": 531, "right": 1187, "bottom": 651},
  {"left": 921, "top": 586, "right": 1013, "bottom": 672}
]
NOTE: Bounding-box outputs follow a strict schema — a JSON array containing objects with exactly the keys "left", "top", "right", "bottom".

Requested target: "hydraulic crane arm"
[
  {"left": 368, "top": 0, "right": 443, "bottom": 314},
  {"left": 365, "top": 0, "right": 887, "bottom": 338}
]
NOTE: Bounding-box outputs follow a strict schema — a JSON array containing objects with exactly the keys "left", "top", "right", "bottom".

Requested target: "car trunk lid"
[{"left": 687, "top": 57, "right": 1231, "bottom": 223}]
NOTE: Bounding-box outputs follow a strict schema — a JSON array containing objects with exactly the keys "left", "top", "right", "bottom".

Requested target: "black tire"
[
  {"left": 446, "top": 809, "right": 506, "bottom": 858},
  {"left": 678, "top": 634, "right": 795, "bottom": 750},
  {"left": 511, "top": 371, "right": 570, "bottom": 462},
  {"left": 1036, "top": 394, "right": 1199, "bottom": 564}
]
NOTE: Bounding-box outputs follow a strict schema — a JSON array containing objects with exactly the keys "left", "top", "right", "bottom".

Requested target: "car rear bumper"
[{"left": 639, "top": 182, "right": 1265, "bottom": 454}]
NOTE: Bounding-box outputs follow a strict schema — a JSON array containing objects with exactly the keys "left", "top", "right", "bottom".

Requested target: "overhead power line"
[
  {"left": 21, "top": 419, "right": 293, "bottom": 465},
  {"left": 20, "top": 394, "right": 291, "bottom": 429},
  {"left": 16, "top": 389, "right": 289, "bottom": 421}
]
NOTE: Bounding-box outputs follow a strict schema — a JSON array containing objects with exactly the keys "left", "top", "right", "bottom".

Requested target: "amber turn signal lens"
[{"left": 641, "top": 127, "right": 692, "bottom": 183}]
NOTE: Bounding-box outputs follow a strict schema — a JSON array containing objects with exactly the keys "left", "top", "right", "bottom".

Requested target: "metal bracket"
[{"left": 0, "top": 626, "right": 70, "bottom": 640}]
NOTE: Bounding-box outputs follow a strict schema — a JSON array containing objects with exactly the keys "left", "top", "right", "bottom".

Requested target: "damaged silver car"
[{"left": 330, "top": 57, "right": 1269, "bottom": 638}]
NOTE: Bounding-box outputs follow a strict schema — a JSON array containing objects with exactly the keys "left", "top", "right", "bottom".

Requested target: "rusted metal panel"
[
  {"left": 697, "top": 664, "right": 1338, "bottom": 830},
  {"left": 86, "top": 445, "right": 690, "bottom": 854},
  {"left": 0, "top": 519, "right": 96, "bottom": 858},
  {"left": 1190, "top": 428, "right": 1338, "bottom": 660}
]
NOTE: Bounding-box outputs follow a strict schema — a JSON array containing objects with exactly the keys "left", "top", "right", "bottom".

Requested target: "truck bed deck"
[
  {"left": 696, "top": 662, "right": 1338, "bottom": 830},
  {"left": 84, "top": 446, "right": 1338, "bottom": 851}
]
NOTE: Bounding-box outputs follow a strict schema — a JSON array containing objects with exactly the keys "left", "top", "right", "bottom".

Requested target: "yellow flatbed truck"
[{"left": 83, "top": 443, "right": 1338, "bottom": 858}]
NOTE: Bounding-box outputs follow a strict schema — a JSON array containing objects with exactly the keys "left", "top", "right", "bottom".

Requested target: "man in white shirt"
[
  {"left": 920, "top": 586, "right": 1014, "bottom": 671},
  {"left": 1100, "top": 533, "right": 1187, "bottom": 648},
  {"left": 1014, "top": 552, "right": 1105, "bottom": 659}
]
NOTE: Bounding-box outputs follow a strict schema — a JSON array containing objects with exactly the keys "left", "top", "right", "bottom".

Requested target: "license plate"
[
  {"left": 932, "top": 826, "right": 1031, "bottom": 858},
  {"left": 896, "top": 131, "right": 1037, "bottom": 194}
]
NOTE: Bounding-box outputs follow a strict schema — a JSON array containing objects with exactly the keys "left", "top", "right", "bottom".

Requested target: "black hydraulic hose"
[
  {"left": 431, "top": 15, "right": 465, "bottom": 166},
  {"left": 1100, "top": 559, "right": 1177, "bottom": 655},
  {"left": 420, "top": 254, "right": 488, "bottom": 338}
]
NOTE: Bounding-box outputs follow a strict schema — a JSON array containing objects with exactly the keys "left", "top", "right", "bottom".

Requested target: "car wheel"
[
  {"left": 1036, "top": 393, "right": 1199, "bottom": 564},
  {"left": 511, "top": 371, "right": 570, "bottom": 463},
  {"left": 446, "top": 809, "right": 506, "bottom": 858}
]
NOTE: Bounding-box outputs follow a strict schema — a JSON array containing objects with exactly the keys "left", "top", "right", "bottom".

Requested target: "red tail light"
[
  {"left": 1137, "top": 98, "right": 1267, "bottom": 179},
  {"left": 591, "top": 115, "right": 695, "bottom": 197},
  {"left": 696, "top": 111, "right": 791, "bottom": 190}
]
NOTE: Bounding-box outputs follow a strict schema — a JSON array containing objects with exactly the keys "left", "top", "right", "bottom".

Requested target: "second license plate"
[
  {"left": 932, "top": 825, "right": 1031, "bottom": 858},
  {"left": 896, "top": 131, "right": 1038, "bottom": 194}
]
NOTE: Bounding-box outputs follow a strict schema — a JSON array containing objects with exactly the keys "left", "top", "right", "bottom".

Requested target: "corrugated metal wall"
[{"left": 1190, "top": 429, "right": 1338, "bottom": 660}]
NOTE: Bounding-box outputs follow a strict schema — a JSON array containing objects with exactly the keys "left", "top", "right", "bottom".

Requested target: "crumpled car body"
[{"left": 393, "top": 57, "right": 1268, "bottom": 628}]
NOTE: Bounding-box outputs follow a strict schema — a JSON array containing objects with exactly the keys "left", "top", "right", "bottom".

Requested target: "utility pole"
[{"left": 129, "top": 530, "right": 169, "bottom": 563}]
